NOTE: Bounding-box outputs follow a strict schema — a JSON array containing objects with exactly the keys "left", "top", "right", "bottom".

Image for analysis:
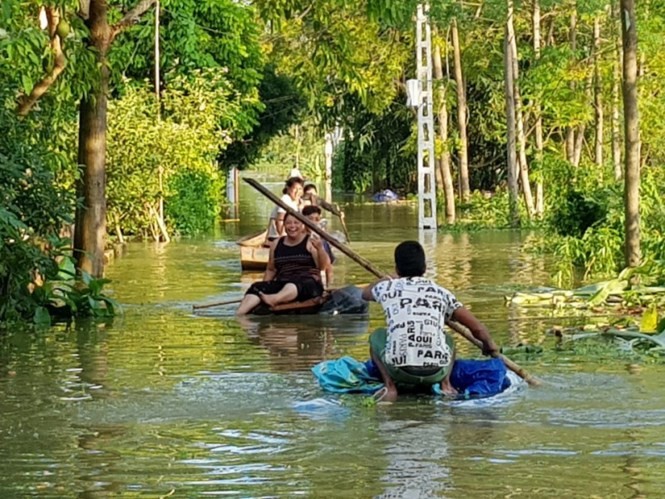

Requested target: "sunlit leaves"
[{"left": 106, "top": 69, "right": 240, "bottom": 237}]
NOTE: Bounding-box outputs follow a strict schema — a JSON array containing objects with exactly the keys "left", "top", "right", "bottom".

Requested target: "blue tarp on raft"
[{"left": 312, "top": 357, "right": 510, "bottom": 398}]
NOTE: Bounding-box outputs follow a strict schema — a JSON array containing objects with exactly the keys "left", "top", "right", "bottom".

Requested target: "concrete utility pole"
[{"left": 412, "top": 3, "right": 437, "bottom": 230}]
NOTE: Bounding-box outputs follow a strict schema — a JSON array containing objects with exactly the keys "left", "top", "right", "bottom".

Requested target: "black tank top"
[{"left": 274, "top": 236, "right": 320, "bottom": 281}]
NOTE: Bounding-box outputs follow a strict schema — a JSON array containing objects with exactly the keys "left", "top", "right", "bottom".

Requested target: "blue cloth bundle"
[{"left": 312, "top": 357, "right": 510, "bottom": 398}]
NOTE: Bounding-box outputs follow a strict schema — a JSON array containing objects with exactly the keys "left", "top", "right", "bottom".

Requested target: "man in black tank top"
[{"left": 236, "top": 214, "right": 330, "bottom": 315}]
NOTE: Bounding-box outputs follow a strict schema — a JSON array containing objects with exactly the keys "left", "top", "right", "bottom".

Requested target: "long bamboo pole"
[
  {"left": 244, "top": 177, "right": 541, "bottom": 387},
  {"left": 193, "top": 298, "right": 242, "bottom": 310}
]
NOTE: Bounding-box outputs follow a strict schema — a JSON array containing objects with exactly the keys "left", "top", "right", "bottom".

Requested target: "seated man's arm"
[
  {"left": 449, "top": 307, "right": 499, "bottom": 356},
  {"left": 361, "top": 277, "right": 391, "bottom": 302}
]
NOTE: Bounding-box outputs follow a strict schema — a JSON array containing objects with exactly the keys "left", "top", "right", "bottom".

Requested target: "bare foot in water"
[
  {"left": 259, "top": 292, "right": 278, "bottom": 307},
  {"left": 440, "top": 379, "right": 458, "bottom": 397}
]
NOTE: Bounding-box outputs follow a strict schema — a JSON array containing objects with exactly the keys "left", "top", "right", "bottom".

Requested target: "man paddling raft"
[{"left": 362, "top": 241, "right": 500, "bottom": 401}]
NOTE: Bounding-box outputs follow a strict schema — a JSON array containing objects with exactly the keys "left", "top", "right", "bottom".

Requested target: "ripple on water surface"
[{"left": 3, "top": 203, "right": 665, "bottom": 496}]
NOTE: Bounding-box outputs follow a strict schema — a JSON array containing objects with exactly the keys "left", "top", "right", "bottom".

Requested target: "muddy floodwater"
[{"left": 2, "top": 178, "right": 665, "bottom": 497}]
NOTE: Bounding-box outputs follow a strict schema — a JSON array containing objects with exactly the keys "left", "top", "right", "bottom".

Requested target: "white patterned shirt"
[{"left": 372, "top": 277, "right": 461, "bottom": 368}]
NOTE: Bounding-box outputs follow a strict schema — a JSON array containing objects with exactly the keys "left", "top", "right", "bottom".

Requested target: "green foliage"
[
  {"left": 441, "top": 190, "right": 534, "bottom": 230},
  {"left": 263, "top": 0, "right": 410, "bottom": 126},
  {"left": 30, "top": 258, "right": 119, "bottom": 326},
  {"left": 114, "top": 0, "right": 267, "bottom": 168},
  {"left": 106, "top": 69, "right": 237, "bottom": 237},
  {"left": 542, "top": 169, "right": 665, "bottom": 286},
  {"left": 165, "top": 168, "right": 224, "bottom": 235},
  {"left": 548, "top": 189, "right": 610, "bottom": 238},
  {"left": 0, "top": 61, "right": 75, "bottom": 323},
  {"left": 253, "top": 121, "right": 326, "bottom": 181},
  {"left": 333, "top": 98, "right": 414, "bottom": 193},
  {"left": 222, "top": 66, "right": 307, "bottom": 170}
]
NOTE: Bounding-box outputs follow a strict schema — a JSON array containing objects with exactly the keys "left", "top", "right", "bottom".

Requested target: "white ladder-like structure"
[{"left": 415, "top": 3, "right": 437, "bottom": 230}]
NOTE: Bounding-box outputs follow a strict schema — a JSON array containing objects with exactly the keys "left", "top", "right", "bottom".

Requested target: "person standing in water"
[{"left": 362, "top": 241, "right": 499, "bottom": 401}]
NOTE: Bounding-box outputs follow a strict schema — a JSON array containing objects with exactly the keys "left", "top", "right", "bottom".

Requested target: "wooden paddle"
[
  {"left": 244, "top": 176, "right": 541, "bottom": 387},
  {"left": 193, "top": 298, "right": 242, "bottom": 310},
  {"left": 446, "top": 320, "right": 542, "bottom": 386},
  {"left": 307, "top": 194, "right": 351, "bottom": 242}
]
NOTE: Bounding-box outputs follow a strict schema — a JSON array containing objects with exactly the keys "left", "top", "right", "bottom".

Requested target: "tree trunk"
[
  {"left": 504, "top": 1, "right": 520, "bottom": 227},
  {"left": 509, "top": 14, "right": 535, "bottom": 218},
  {"left": 433, "top": 42, "right": 456, "bottom": 224},
  {"left": 565, "top": 5, "right": 577, "bottom": 162},
  {"left": 572, "top": 123, "right": 586, "bottom": 167},
  {"left": 593, "top": 16, "right": 604, "bottom": 166},
  {"left": 572, "top": 64, "right": 594, "bottom": 168},
  {"left": 612, "top": 16, "right": 622, "bottom": 180},
  {"left": 532, "top": 0, "right": 544, "bottom": 216},
  {"left": 74, "top": 1, "right": 111, "bottom": 277},
  {"left": 451, "top": 18, "right": 470, "bottom": 201},
  {"left": 620, "top": 0, "right": 640, "bottom": 267},
  {"left": 73, "top": 0, "right": 157, "bottom": 276}
]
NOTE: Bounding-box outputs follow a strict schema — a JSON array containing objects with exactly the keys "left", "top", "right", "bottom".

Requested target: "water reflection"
[
  {"left": 375, "top": 404, "right": 452, "bottom": 497},
  {"left": 5, "top": 180, "right": 665, "bottom": 496},
  {"left": 237, "top": 315, "right": 369, "bottom": 371}
]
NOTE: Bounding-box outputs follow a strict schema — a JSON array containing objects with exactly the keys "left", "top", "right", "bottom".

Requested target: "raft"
[
  {"left": 251, "top": 286, "right": 369, "bottom": 316},
  {"left": 237, "top": 230, "right": 270, "bottom": 271}
]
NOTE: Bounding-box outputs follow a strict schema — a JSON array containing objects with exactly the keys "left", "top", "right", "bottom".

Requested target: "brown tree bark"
[
  {"left": 593, "top": 16, "right": 604, "bottom": 167},
  {"left": 509, "top": 14, "right": 535, "bottom": 218},
  {"left": 620, "top": 0, "right": 640, "bottom": 267},
  {"left": 74, "top": 0, "right": 156, "bottom": 277},
  {"left": 451, "top": 18, "right": 470, "bottom": 201},
  {"left": 532, "top": 0, "right": 544, "bottom": 216},
  {"left": 565, "top": 5, "right": 578, "bottom": 162},
  {"left": 612, "top": 18, "right": 623, "bottom": 180},
  {"left": 433, "top": 41, "right": 456, "bottom": 224},
  {"left": 74, "top": 1, "right": 111, "bottom": 277},
  {"left": 504, "top": 0, "right": 520, "bottom": 227}
]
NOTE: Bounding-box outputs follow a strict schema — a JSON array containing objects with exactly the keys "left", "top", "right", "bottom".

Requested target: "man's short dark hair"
[
  {"left": 394, "top": 240, "right": 426, "bottom": 277},
  {"left": 302, "top": 205, "right": 322, "bottom": 217},
  {"left": 304, "top": 183, "right": 317, "bottom": 193}
]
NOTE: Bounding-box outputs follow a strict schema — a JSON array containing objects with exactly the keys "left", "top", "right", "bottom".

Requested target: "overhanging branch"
[
  {"left": 111, "top": 0, "right": 156, "bottom": 41},
  {"left": 17, "top": 7, "right": 67, "bottom": 116}
]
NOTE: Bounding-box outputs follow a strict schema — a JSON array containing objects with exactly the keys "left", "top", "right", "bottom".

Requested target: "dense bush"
[
  {"left": 166, "top": 168, "right": 224, "bottom": 235},
  {"left": 106, "top": 69, "right": 239, "bottom": 238}
]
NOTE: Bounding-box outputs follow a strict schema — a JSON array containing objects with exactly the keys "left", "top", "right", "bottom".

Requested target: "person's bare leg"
[
  {"left": 440, "top": 371, "right": 458, "bottom": 396},
  {"left": 371, "top": 348, "right": 398, "bottom": 402},
  {"left": 236, "top": 294, "right": 261, "bottom": 315},
  {"left": 439, "top": 350, "right": 458, "bottom": 396},
  {"left": 259, "top": 283, "right": 298, "bottom": 307}
]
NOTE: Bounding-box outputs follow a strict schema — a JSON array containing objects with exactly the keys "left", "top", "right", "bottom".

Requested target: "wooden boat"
[
  {"left": 237, "top": 228, "right": 346, "bottom": 272},
  {"left": 237, "top": 230, "right": 270, "bottom": 271}
]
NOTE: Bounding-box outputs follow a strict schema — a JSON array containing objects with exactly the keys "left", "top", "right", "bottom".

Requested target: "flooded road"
[{"left": 1, "top": 177, "right": 665, "bottom": 497}]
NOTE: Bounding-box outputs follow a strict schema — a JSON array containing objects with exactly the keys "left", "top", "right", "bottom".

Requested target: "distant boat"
[
  {"left": 236, "top": 229, "right": 346, "bottom": 272},
  {"left": 237, "top": 230, "right": 270, "bottom": 271}
]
